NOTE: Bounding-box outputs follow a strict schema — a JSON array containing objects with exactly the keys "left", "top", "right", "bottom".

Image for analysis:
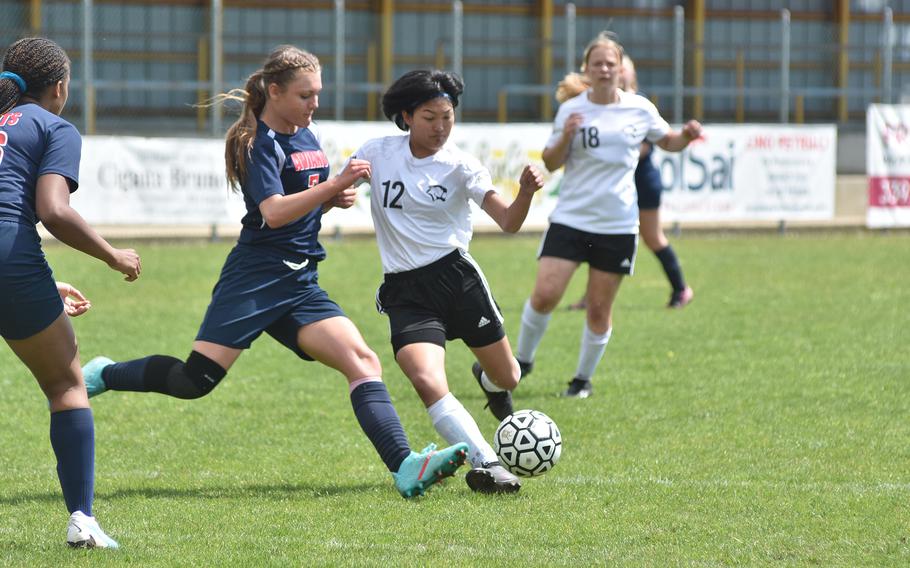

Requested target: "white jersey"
[
  {"left": 546, "top": 89, "right": 670, "bottom": 234},
  {"left": 353, "top": 135, "right": 493, "bottom": 273}
]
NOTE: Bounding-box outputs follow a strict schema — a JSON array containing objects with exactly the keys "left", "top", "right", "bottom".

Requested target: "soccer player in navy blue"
[
  {"left": 0, "top": 37, "right": 142, "bottom": 548},
  {"left": 81, "top": 45, "right": 467, "bottom": 498}
]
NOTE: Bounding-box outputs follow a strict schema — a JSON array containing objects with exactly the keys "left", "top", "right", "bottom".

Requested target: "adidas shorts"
[
  {"left": 538, "top": 223, "right": 639, "bottom": 275},
  {"left": 376, "top": 249, "right": 506, "bottom": 354}
]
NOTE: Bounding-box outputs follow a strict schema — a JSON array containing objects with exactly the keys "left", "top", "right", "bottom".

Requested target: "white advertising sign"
[
  {"left": 866, "top": 104, "right": 910, "bottom": 228},
  {"left": 653, "top": 125, "right": 836, "bottom": 221},
  {"left": 73, "top": 122, "right": 836, "bottom": 230}
]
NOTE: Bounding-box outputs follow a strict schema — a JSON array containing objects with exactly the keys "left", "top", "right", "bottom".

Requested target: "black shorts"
[
  {"left": 538, "top": 223, "right": 638, "bottom": 275},
  {"left": 376, "top": 249, "right": 506, "bottom": 354},
  {"left": 635, "top": 154, "right": 663, "bottom": 210}
]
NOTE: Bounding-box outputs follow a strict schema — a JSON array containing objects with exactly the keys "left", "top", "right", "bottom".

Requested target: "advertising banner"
[
  {"left": 73, "top": 122, "right": 836, "bottom": 231},
  {"left": 866, "top": 104, "right": 910, "bottom": 228}
]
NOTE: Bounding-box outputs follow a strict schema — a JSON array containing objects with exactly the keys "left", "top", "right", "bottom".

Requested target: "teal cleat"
[
  {"left": 81, "top": 356, "right": 114, "bottom": 398},
  {"left": 393, "top": 442, "right": 468, "bottom": 498}
]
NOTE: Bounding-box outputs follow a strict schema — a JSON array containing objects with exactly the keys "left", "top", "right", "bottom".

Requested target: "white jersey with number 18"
[{"left": 547, "top": 89, "right": 670, "bottom": 235}]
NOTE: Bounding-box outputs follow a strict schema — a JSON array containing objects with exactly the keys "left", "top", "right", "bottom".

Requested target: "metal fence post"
[
  {"left": 210, "top": 0, "right": 223, "bottom": 136},
  {"left": 453, "top": 1, "right": 463, "bottom": 120},
  {"left": 565, "top": 3, "right": 576, "bottom": 74},
  {"left": 780, "top": 9, "right": 790, "bottom": 123},
  {"left": 882, "top": 6, "right": 893, "bottom": 104},
  {"left": 82, "top": 0, "right": 94, "bottom": 134},
  {"left": 335, "top": 0, "right": 345, "bottom": 120},
  {"left": 673, "top": 5, "right": 684, "bottom": 124}
]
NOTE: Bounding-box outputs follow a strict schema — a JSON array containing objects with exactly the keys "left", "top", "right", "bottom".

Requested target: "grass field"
[{"left": 1, "top": 231, "right": 908, "bottom": 566}]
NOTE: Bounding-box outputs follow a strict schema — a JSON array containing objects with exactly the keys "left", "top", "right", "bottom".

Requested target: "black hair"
[
  {"left": 0, "top": 37, "right": 70, "bottom": 114},
  {"left": 381, "top": 69, "right": 464, "bottom": 131}
]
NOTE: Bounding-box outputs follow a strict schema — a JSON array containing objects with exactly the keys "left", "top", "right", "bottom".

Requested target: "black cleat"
[
  {"left": 517, "top": 359, "right": 533, "bottom": 378},
  {"left": 465, "top": 462, "right": 521, "bottom": 494},
  {"left": 561, "top": 377, "right": 593, "bottom": 399},
  {"left": 472, "top": 362, "right": 514, "bottom": 422}
]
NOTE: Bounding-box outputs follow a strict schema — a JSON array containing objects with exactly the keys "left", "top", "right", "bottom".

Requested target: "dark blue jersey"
[
  {"left": 238, "top": 120, "right": 330, "bottom": 260},
  {"left": 0, "top": 102, "right": 81, "bottom": 224}
]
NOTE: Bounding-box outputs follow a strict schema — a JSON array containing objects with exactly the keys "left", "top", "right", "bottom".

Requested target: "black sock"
[
  {"left": 103, "top": 354, "right": 225, "bottom": 399},
  {"left": 655, "top": 245, "right": 686, "bottom": 292},
  {"left": 350, "top": 381, "right": 411, "bottom": 472}
]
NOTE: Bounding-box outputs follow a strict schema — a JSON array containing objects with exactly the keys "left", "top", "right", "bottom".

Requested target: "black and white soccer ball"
[{"left": 493, "top": 409, "right": 562, "bottom": 477}]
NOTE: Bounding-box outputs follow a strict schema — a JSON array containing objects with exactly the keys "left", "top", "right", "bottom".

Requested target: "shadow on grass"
[{"left": 0, "top": 480, "right": 388, "bottom": 506}]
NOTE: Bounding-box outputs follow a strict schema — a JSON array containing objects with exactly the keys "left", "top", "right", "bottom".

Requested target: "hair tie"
[{"left": 0, "top": 71, "right": 26, "bottom": 93}]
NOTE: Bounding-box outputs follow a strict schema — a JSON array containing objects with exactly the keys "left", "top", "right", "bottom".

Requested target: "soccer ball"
[{"left": 493, "top": 409, "right": 562, "bottom": 477}]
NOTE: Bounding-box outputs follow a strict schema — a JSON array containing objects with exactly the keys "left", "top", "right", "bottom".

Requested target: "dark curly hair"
[
  {"left": 0, "top": 37, "right": 70, "bottom": 113},
  {"left": 381, "top": 69, "right": 464, "bottom": 131}
]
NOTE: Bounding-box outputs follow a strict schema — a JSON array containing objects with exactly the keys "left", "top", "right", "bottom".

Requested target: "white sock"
[
  {"left": 574, "top": 325, "right": 612, "bottom": 381},
  {"left": 516, "top": 299, "right": 552, "bottom": 364},
  {"left": 480, "top": 371, "right": 505, "bottom": 393},
  {"left": 427, "top": 393, "right": 498, "bottom": 467}
]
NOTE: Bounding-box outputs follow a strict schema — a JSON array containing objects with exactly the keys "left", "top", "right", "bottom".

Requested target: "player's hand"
[
  {"left": 56, "top": 282, "right": 91, "bottom": 317},
  {"left": 331, "top": 187, "right": 357, "bottom": 209},
  {"left": 109, "top": 248, "right": 141, "bottom": 281},
  {"left": 682, "top": 120, "right": 703, "bottom": 142},
  {"left": 336, "top": 158, "right": 371, "bottom": 190},
  {"left": 518, "top": 164, "right": 545, "bottom": 195},
  {"left": 563, "top": 113, "right": 585, "bottom": 139}
]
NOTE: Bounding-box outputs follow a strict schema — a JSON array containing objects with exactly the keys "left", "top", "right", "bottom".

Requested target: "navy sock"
[
  {"left": 350, "top": 382, "right": 411, "bottom": 472},
  {"left": 49, "top": 408, "right": 94, "bottom": 516},
  {"left": 102, "top": 357, "right": 153, "bottom": 391},
  {"left": 655, "top": 245, "right": 687, "bottom": 292}
]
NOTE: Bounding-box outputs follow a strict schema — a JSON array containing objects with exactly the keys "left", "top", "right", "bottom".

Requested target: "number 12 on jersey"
[{"left": 381, "top": 180, "right": 404, "bottom": 209}]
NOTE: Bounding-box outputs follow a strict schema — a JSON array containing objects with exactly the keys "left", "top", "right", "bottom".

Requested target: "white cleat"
[{"left": 66, "top": 511, "right": 119, "bottom": 549}]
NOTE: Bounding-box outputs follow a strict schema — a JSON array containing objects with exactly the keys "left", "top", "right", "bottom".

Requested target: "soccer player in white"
[
  {"left": 352, "top": 69, "right": 545, "bottom": 493},
  {"left": 515, "top": 32, "right": 703, "bottom": 398}
]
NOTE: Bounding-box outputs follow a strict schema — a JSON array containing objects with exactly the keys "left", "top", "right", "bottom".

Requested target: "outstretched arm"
[
  {"left": 655, "top": 120, "right": 703, "bottom": 152},
  {"left": 481, "top": 165, "right": 545, "bottom": 233},
  {"left": 36, "top": 174, "right": 141, "bottom": 281}
]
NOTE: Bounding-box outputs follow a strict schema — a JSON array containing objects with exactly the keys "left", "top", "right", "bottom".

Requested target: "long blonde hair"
[
  {"left": 555, "top": 32, "right": 625, "bottom": 103},
  {"left": 213, "top": 45, "right": 320, "bottom": 191}
]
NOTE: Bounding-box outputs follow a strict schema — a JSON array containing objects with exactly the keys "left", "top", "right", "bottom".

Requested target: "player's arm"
[
  {"left": 655, "top": 120, "right": 703, "bottom": 152},
  {"left": 36, "top": 174, "right": 141, "bottom": 281},
  {"left": 481, "top": 165, "right": 545, "bottom": 233},
  {"left": 541, "top": 112, "right": 584, "bottom": 171},
  {"left": 259, "top": 159, "right": 370, "bottom": 228}
]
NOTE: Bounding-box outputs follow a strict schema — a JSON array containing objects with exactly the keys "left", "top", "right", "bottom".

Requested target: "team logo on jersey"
[
  {"left": 426, "top": 184, "right": 448, "bottom": 202},
  {"left": 623, "top": 124, "right": 643, "bottom": 142},
  {"left": 308, "top": 173, "right": 321, "bottom": 188},
  {"left": 289, "top": 150, "right": 329, "bottom": 172}
]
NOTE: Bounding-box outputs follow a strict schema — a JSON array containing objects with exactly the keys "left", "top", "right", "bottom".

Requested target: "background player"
[{"left": 515, "top": 33, "right": 702, "bottom": 398}]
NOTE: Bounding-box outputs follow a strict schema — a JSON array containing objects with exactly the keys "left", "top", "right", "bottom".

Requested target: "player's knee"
[
  {"left": 352, "top": 345, "right": 382, "bottom": 377},
  {"left": 530, "top": 292, "right": 559, "bottom": 314},
  {"left": 148, "top": 351, "right": 226, "bottom": 399}
]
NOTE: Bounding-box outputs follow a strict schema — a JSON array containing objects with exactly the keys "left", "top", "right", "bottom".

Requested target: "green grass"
[{"left": 1, "top": 232, "right": 908, "bottom": 566}]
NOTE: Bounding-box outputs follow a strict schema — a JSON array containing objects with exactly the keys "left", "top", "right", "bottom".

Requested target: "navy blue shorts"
[
  {"left": 635, "top": 154, "right": 663, "bottom": 210},
  {"left": 0, "top": 221, "right": 63, "bottom": 340},
  {"left": 196, "top": 244, "right": 345, "bottom": 360}
]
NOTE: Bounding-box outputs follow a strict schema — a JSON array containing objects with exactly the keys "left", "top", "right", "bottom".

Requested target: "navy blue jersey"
[
  {"left": 0, "top": 103, "right": 81, "bottom": 224},
  {"left": 237, "top": 120, "right": 330, "bottom": 260}
]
